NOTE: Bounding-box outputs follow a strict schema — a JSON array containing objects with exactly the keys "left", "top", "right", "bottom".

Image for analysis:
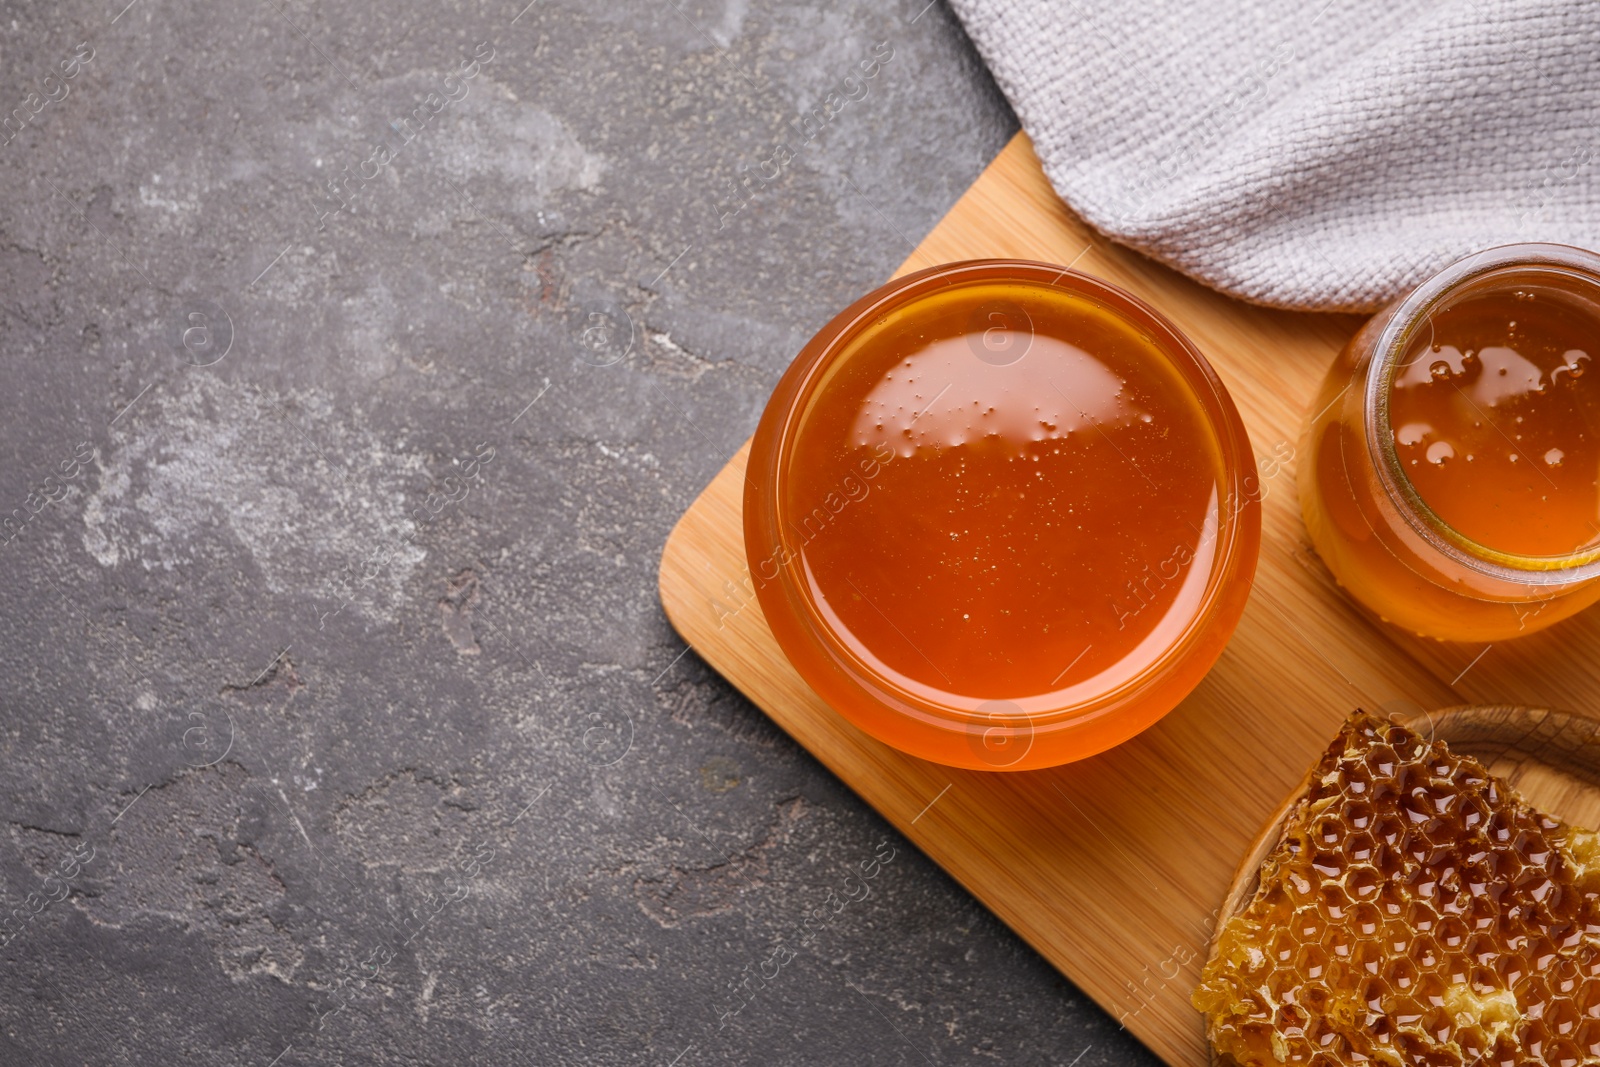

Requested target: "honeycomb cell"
[
  {"left": 1342, "top": 831, "right": 1376, "bottom": 863},
  {"left": 1379, "top": 884, "right": 1408, "bottom": 919},
  {"left": 1419, "top": 882, "right": 1447, "bottom": 911},
  {"left": 1347, "top": 866, "right": 1381, "bottom": 901},
  {"left": 1295, "top": 943, "right": 1329, "bottom": 981},
  {"left": 1365, "top": 743, "right": 1398, "bottom": 777},
  {"left": 1520, "top": 974, "right": 1551, "bottom": 1014},
  {"left": 1351, "top": 940, "right": 1386, "bottom": 977},
  {"left": 1526, "top": 935, "right": 1560, "bottom": 971},
  {"left": 1406, "top": 900, "right": 1439, "bottom": 932},
  {"left": 1324, "top": 925, "right": 1354, "bottom": 959},
  {"left": 1349, "top": 901, "right": 1383, "bottom": 939},
  {"left": 1579, "top": 978, "right": 1600, "bottom": 1017},
  {"left": 1375, "top": 811, "right": 1406, "bottom": 848},
  {"left": 1267, "top": 969, "right": 1299, "bottom": 1002},
  {"left": 1401, "top": 788, "right": 1437, "bottom": 826},
  {"left": 1425, "top": 781, "right": 1460, "bottom": 817},
  {"left": 1576, "top": 1017, "right": 1600, "bottom": 1055},
  {"left": 1195, "top": 711, "right": 1600, "bottom": 1067},
  {"left": 1313, "top": 1020, "right": 1349, "bottom": 1056},
  {"left": 1546, "top": 1037, "right": 1582, "bottom": 1067},
  {"left": 1465, "top": 932, "right": 1500, "bottom": 966},
  {"left": 1496, "top": 951, "right": 1527, "bottom": 988},
  {"left": 1420, "top": 1005, "right": 1454, "bottom": 1043},
  {"left": 1436, "top": 915, "right": 1469, "bottom": 950},
  {"left": 1582, "top": 900, "right": 1600, "bottom": 938},
  {"left": 1369, "top": 776, "right": 1400, "bottom": 810},
  {"left": 1286, "top": 869, "right": 1317, "bottom": 903},
  {"left": 1342, "top": 799, "right": 1375, "bottom": 832},
  {"left": 1456, "top": 1026, "right": 1487, "bottom": 1062},
  {"left": 1520, "top": 871, "right": 1557, "bottom": 905},
  {"left": 1549, "top": 886, "right": 1580, "bottom": 925},
  {"left": 1552, "top": 958, "right": 1581, "bottom": 998},
  {"left": 1413, "top": 932, "right": 1441, "bottom": 969},
  {"left": 1522, "top": 1027, "right": 1548, "bottom": 1062},
  {"left": 1467, "top": 894, "right": 1502, "bottom": 931},
  {"left": 1393, "top": 1031, "right": 1425, "bottom": 1064},
  {"left": 1388, "top": 956, "right": 1420, "bottom": 991},
  {"left": 1319, "top": 882, "right": 1350, "bottom": 921},
  {"left": 1515, "top": 829, "right": 1554, "bottom": 867},
  {"left": 1391, "top": 727, "right": 1425, "bottom": 760}
]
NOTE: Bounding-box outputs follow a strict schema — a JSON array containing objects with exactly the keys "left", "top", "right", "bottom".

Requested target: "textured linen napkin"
[{"left": 945, "top": 0, "right": 1600, "bottom": 312}]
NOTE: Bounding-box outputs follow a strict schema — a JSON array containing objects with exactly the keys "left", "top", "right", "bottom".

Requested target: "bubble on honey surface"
[
  {"left": 1396, "top": 340, "right": 1560, "bottom": 412},
  {"left": 1396, "top": 422, "right": 1431, "bottom": 447},
  {"left": 1471, "top": 346, "right": 1548, "bottom": 407},
  {"left": 1194, "top": 711, "right": 1600, "bottom": 1067},
  {"left": 1398, "top": 344, "right": 1474, "bottom": 388}
]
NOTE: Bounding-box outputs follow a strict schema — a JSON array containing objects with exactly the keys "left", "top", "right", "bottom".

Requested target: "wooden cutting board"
[{"left": 656, "top": 133, "right": 1600, "bottom": 1065}]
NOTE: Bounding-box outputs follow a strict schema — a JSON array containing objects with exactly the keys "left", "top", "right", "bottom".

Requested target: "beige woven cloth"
[{"left": 946, "top": 0, "right": 1600, "bottom": 311}]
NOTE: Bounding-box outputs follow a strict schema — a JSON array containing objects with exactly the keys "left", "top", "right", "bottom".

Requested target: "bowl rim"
[
  {"left": 1363, "top": 242, "right": 1600, "bottom": 580},
  {"left": 743, "top": 258, "right": 1262, "bottom": 749}
]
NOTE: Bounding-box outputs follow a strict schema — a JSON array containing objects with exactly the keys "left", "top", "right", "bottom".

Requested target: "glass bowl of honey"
[
  {"left": 1301, "top": 243, "right": 1600, "bottom": 642},
  {"left": 745, "top": 260, "right": 1262, "bottom": 771}
]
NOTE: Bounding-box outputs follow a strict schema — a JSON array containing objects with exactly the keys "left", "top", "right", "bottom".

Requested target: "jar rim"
[
  {"left": 745, "top": 258, "right": 1261, "bottom": 739},
  {"left": 1363, "top": 243, "right": 1600, "bottom": 584}
]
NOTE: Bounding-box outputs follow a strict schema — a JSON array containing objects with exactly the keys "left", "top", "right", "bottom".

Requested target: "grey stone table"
[{"left": 0, "top": 1, "right": 1165, "bottom": 1063}]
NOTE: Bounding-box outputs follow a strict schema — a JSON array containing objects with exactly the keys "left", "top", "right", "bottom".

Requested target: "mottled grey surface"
[{"left": 0, "top": 1, "right": 1163, "bottom": 1064}]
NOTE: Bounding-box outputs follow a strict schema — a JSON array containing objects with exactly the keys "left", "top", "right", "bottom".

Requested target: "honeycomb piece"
[{"left": 1194, "top": 711, "right": 1600, "bottom": 1067}]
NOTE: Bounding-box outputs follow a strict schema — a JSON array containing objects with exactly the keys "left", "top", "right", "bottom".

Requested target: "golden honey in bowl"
[
  {"left": 745, "top": 260, "right": 1261, "bottom": 770},
  {"left": 1301, "top": 244, "right": 1600, "bottom": 642}
]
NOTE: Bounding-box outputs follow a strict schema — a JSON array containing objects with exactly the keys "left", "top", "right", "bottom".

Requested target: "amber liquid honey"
[
  {"left": 1393, "top": 289, "right": 1600, "bottom": 557},
  {"left": 781, "top": 281, "right": 1230, "bottom": 735},
  {"left": 1302, "top": 265, "right": 1600, "bottom": 641}
]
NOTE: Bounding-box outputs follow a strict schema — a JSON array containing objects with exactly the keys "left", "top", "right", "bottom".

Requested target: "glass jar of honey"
[
  {"left": 745, "top": 260, "right": 1261, "bottom": 771},
  {"left": 1301, "top": 243, "right": 1600, "bottom": 642}
]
